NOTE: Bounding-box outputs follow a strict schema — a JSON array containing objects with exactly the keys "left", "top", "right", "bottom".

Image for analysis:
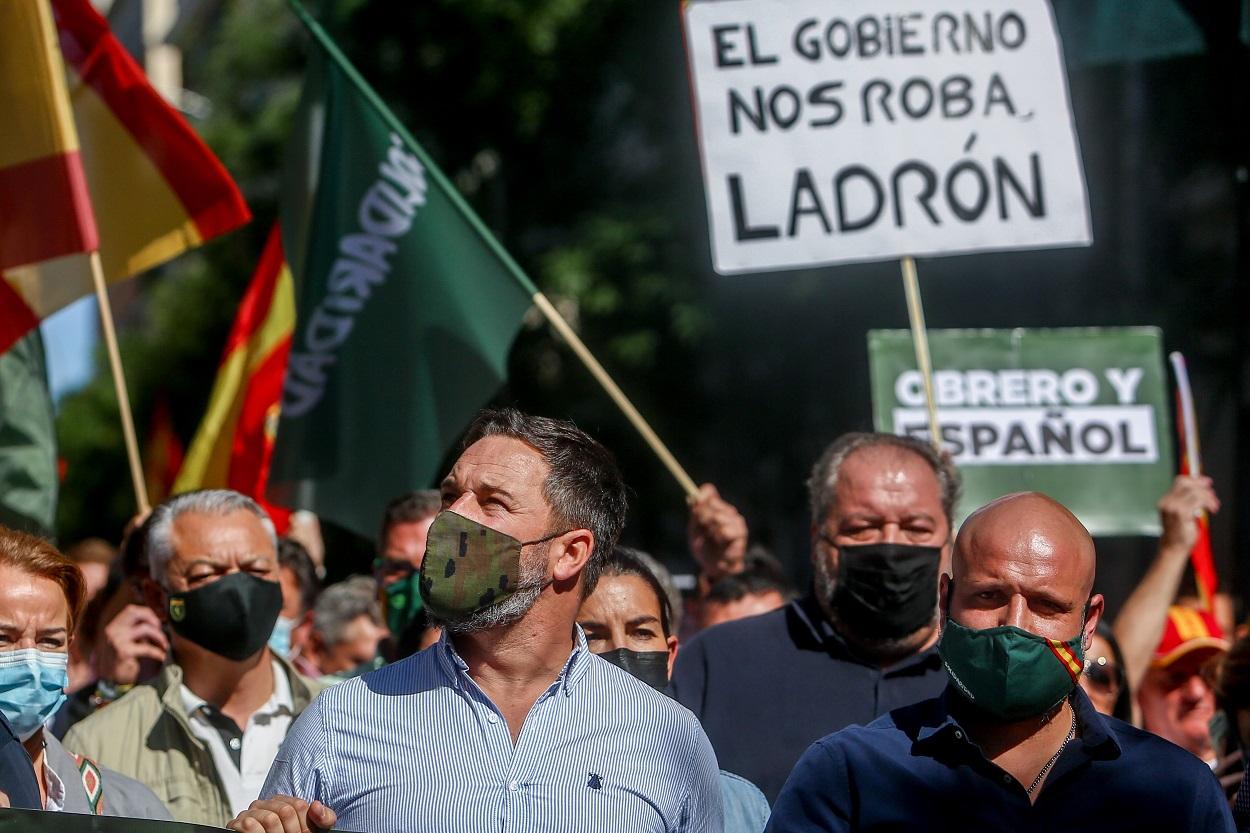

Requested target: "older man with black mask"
[
  {"left": 672, "top": 433, "right": 958, "bottom": 801},
  {"left": 65, "top": 490, "right": 324, "bottom": 826},
  {"left": 230, "top": 409, "right": 722, "bottom": 833}
]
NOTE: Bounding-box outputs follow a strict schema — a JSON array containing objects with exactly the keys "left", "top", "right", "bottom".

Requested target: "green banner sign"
[{"left": 868, "top": 327, "right": 1173, "bottom": 535}]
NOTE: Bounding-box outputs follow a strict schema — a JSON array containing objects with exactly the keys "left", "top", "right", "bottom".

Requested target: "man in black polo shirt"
[
  {"left": 766, "top": 492, "right": 1234, "bottom": 832},
  {"left": 670, "top": 433, "right": 958, "bottom": 801}
]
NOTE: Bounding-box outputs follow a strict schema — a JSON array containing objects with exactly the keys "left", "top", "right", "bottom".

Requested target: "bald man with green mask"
[{"left": 766, "top": 492, "right": 1234, "bottom": 833}]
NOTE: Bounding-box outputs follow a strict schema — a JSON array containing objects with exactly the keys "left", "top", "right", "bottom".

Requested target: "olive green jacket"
[{"left": 63, "top": 656, "right": 324, "bottom": 828}]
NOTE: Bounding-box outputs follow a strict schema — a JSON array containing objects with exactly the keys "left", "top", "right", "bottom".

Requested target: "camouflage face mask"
[{"left": 419, "top": 510, "right": 565, "bottom": 621}]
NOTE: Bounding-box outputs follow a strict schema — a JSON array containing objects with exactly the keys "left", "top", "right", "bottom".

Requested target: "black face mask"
[
  {"left": 831, "top": 543, "right": 941, "bottom": 641},
  {"left": 168, "top": 572, "right": 284, "bottom": 662},
  {"left": 596, "top": 649, "right": 670, "bottom": 691}
]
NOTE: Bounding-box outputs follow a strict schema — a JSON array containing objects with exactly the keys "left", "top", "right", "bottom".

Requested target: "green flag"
[
  {"left": 269, "top": 2, "right": 537, "bottom": 537},
  {"left": 0, "top": 331, "right": 58, "bottom": 538}
]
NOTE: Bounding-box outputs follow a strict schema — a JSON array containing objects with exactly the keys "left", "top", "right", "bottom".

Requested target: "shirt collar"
[
  {"left": 912, "top": 685, "right": 1122, "bottom": 759},
  {"left": 180, "top": 658, "right": 295, "bottom": 724},
  {"left": 437, "top": 624, "right": 591, "bottom": 697},
  {"left": 42, "top": 756, "right": 66, "bottom": 812}
]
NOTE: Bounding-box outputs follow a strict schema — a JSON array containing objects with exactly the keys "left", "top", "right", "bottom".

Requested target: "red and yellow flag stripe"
[
  {"left": 1046, "top": 639, "right": 1083, "bottom": 683},
  {"left": 0, "top": 0, "right": 98, "bottom": 272},
  {"left": 174, "top": 226, "right": 293, "bottom": 528},
  {"left": 0, "top": 0, "right": 250, "bottom": 353}
]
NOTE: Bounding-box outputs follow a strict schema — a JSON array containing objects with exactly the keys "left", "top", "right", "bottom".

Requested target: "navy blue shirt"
[
  {"left": 766, "top": 686, "right": 1235, "bottom": 833},
  {"left": 670, "top": 594, "right": 947, "bottom": 802}
]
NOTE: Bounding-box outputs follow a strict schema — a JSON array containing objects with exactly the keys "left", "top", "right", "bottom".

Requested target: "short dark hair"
[
  {"left": 601, "top": 547, "right": 677, "bottom": 638},
  {"left": 278, "top": 537, "right": 321, "bottom": 617},
  {"left": 378, "top": 490, "right": 442, "bottom": 547},
  {"left": 462, "top": 408, "right": 628, "bottom": 597},
  {"left": 807, "top": 433, "right": 961, "bottom": 531},
  {"left": 705, "top": 551, "right": 796, "bottom": 607}
]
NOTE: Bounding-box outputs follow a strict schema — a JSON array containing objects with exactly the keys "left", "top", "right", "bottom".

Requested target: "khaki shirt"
[{"left": 64, "top": 655, "right": 323, "bottom": 827}]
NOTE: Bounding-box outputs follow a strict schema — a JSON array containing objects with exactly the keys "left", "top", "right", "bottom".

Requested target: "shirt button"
[
  {"left": 508, "top": 781, "right": 519, "bottom": 792},
  {"left": 228, "top": 738, "right": 242, "bottom": 751},
  {"left": 486, "top": 712, "right": 499, "bottom": 724},
  {"left": 953, "top": 731, "right": 963, "bottom": 740},
  {"left": 1003, "top": 774, "right": 1012, "bottom": 784}
]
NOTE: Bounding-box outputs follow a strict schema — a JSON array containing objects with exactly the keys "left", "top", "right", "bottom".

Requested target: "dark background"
[{"left": 57, "top": 0, "right": 1248, "bottom": 619}]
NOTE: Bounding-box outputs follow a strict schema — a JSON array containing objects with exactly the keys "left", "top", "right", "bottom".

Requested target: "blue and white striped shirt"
[{"left": 262, "top": 627, "right": 724, "bottom": 832}]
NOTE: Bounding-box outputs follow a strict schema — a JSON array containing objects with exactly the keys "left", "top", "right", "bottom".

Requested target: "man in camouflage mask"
[
  {"left": 235, "top": 409, "right": 725, "bottom": 833},
  {"left": 418, "top": 509, "right": 567, "bottom": 633}
]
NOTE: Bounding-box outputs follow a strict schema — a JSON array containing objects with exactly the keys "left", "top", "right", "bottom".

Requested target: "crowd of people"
[{"left": 0, "top": 407, "right": 1243, "bottom": 830}]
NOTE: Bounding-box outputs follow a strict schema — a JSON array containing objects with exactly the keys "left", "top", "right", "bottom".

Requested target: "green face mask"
[
  {"left": 418, "top": 511, "right": 561, "bottom": 622},
  {"left": 382, "top": 571, "right": 423, "bottom": 636},
  {"left": 939, "top": 615, "right": 1086, "bottom": 722}
]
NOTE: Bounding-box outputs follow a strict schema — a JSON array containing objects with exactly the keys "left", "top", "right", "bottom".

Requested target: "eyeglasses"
[{"left": 1083, "top": 655, "right": 1121, "bottom": 693}]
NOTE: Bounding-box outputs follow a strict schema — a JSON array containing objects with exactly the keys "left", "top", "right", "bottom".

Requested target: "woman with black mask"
[{"left": 577, "top": 546, "right": 772, "bottom": 833}]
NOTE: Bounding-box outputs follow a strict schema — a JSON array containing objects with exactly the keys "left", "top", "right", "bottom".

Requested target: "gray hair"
[
  {"left": 146, "top": 490, "right": 278, "bottom": 586},
  {"left": 312, "top": 576, "right": 384, "bottom": 645},
  {"left": 806, "top": 433, "right": 961, "bottom": 531}
]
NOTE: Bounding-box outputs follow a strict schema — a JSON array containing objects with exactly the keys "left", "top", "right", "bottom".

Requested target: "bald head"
[
  {"left": 945, "top": 492, "right": 1102, "bottom": 645},
  {"left": 955, "top": 492, "right": 1095, "bottom": 596}
]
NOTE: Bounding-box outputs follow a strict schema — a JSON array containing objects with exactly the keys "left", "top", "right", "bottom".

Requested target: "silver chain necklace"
[{"left": 1026, "top": 701, "right": 1077, "bottom": 797}]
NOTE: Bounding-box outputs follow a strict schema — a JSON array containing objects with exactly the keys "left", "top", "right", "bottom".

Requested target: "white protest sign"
[{"left": 683, "top": 0, "right": 1092, "bottom": 275}]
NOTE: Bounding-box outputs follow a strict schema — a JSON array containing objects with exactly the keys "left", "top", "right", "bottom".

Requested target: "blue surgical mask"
[
  {"left": 0, "top": 649, "right": 68, "bottom": 741},
  {"left": 268, "top": 616, "right": 296, "bottom": 659}
]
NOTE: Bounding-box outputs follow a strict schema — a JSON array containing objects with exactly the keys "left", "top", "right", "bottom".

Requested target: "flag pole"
[
  {"left": 531, "top": 293, "right": 699, "bottom": 500},
  {"left": 900, "top": 256, "right": 941, "bottom": 452},
  {"left": 1169, "top": 350, "right": 1214, "bottom": 611},
  {"left": 285, "top": 0, "right": 700, "bottom": 502},
  {"left": 1169, "top": 352, "right": 1202, "bottom": 477},
  {"left": 89, "top": 252, "right": 150, "bottom": 513}
]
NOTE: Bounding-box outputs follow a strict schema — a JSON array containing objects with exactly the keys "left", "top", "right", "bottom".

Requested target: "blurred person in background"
[
  {"left": 699, "top": 550, "right": 795, "bottom": 631},
  {"left": 0, "top": 525, "right": 170, "bottom": 818},
  {"left": 1079, "top": 621, "right": 1132, "bottom": 722},
  {"left": 62, "top": 539, "right": 117, "bottom": 695},
  {"left": 1114, "top": 474, "right": 1221, "bottom": 708},
  {"left": 684, "top": 484, "right": 751, "bottom": 637},
  {"left": 292, "top": 576, "right": 388, "bottom": 682},
  {"left": 65, "top": 490, "right": 324, "bottom": 826},
  {"left": 375, "top": 490, "right": 440, "bottom": 659},
  {"left": 578, "top": 546, "right": 771, "bottom": 833},
  {"left": 1212, "top": 635, "right": 1250, "bottom": 828},
  {"left": 52, "top": 518, "right": 168, "bottom": 736},
  {"left": 1137, "top": 605, "right": 1228, "bottom": 765},
  {"left": 272, "top": 538, "right": 320, "bottom": 662}
]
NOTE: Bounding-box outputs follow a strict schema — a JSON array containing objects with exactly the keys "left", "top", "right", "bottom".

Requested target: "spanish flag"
[
  {"left": 0, "top": 0, "right": 250, "bottom": 353},
  {"left": 1177, "top": 408, "right": 1218, "bottom": 611},
  {"left": 0, "top": 0, "right": 99, "bottom": 348},
  {"left": 174, "top": 226, "right": 293, "bottom": 530}
]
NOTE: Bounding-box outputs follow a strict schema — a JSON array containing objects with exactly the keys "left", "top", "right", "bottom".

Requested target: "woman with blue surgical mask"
[{"left": 0, "top": 527, "right": 169, "bottom": 818}]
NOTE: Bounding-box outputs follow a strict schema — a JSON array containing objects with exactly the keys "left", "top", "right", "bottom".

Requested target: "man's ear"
[
  {"left": 552, "top": 529, "right": 594, "bottom": 585},
  {"left": 142, "top": 577, "right": 168, "bottom": 624},
  {"left": 1083, "top": 593, "right": 1105, "bottom": 652},
  {"left": 938, "top": 573, "right": 951, "bottom": 618}
]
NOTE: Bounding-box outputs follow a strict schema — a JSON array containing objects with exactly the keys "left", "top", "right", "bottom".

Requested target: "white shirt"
[
  {"left": 42, "top": 757, "right": 65, "bottom": 812},
  {"left": 181, "top": 659, "right": 294, "bottom": 817}
]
